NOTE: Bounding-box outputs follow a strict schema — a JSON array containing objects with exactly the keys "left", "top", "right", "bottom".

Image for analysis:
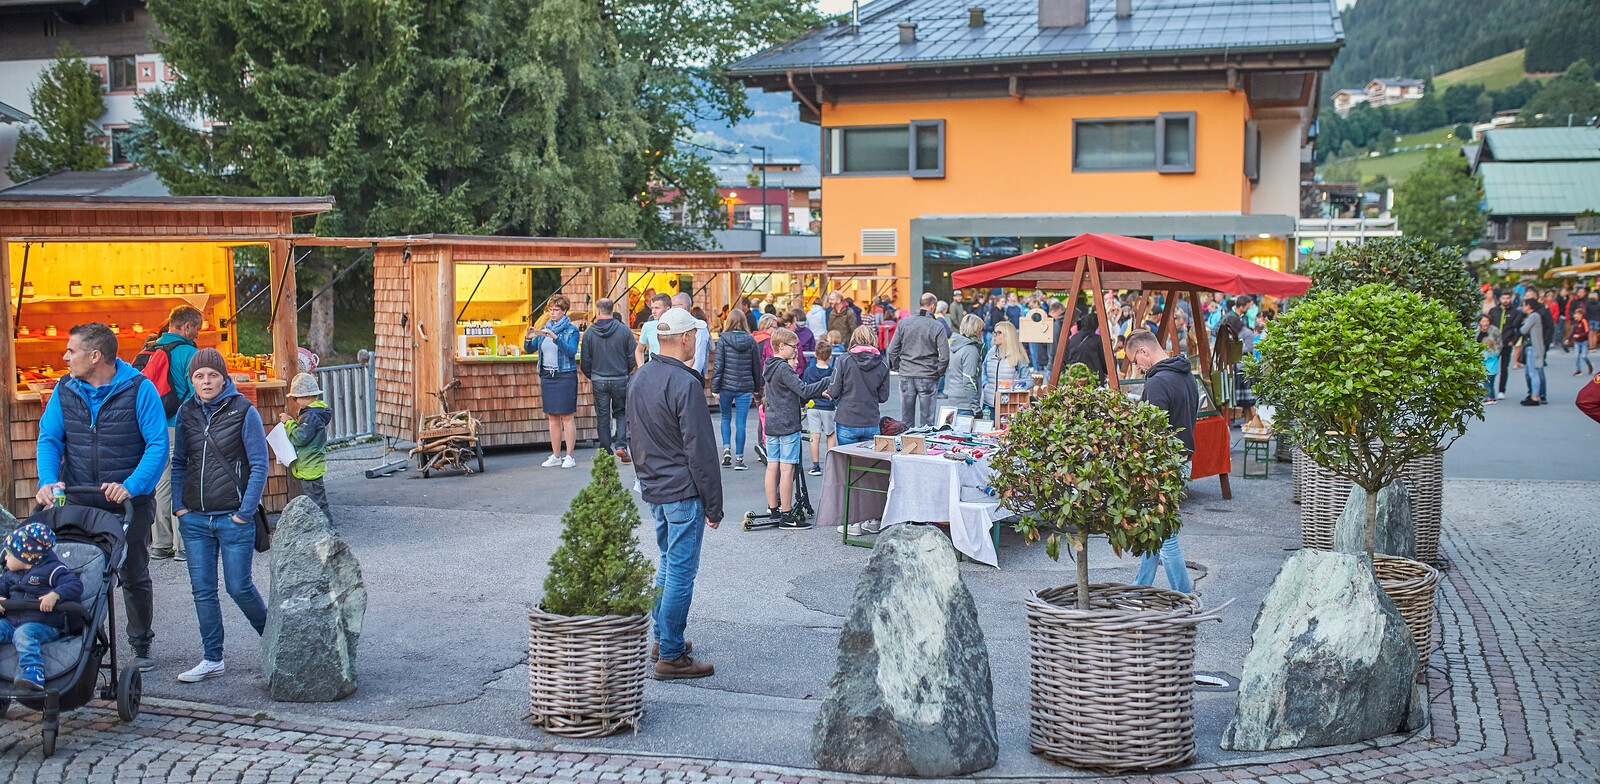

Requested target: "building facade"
[
  {"left": 1470, "top": 127, "right": 1600, "bottom": 257},
  {"left": 729, "top": 0, "right": 1344, "bottom": 305},
  {"left": 1332, "top": 88, "right": 1369, "bottom": 116},
  {"left": 1365, "top": 77, "right": 1424, "bottom": 108}
]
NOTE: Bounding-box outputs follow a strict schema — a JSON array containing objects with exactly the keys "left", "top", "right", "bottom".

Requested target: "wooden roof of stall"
[{"left": 0, "top": 193, "right": 334, "bottom": 241}]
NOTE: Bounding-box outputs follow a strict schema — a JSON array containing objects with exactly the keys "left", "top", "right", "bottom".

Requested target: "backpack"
[{"left": 131, "top": 341, "right": 187, "bottom": 417}]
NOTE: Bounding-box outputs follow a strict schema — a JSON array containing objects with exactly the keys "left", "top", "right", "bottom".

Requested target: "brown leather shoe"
[
  {"left": 654, "top": 654, "right": 713, "bottom": 680},
  {"left": 650, "top": 640, "right": 692, "bottom": 661},
  {"left": 615, "top": 447, "right": 632, "bottom": 464}
]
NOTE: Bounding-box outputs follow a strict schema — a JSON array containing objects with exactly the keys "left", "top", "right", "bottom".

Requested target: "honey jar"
[
  {"left": 91, "top": 285, "right": 104, "bottom": 296},
  {"left": 144, "top": 285, "right": 155, "bottom": 296},
  {"left": 195, "top": 283, "right": 207, "bottom": 294},
  {"left": 132, "top": 322, "right": 145, "bottom": 333},
  {"left": 21, "top": 282, "right": 34, "bottom": 297},
  {"left": 69, "top": 281, "right": 83, "bottom": 296},
  {"left": 158, "top": 284, "right": 171, "bottom": 295},
  {"left": 45, "top": 325, "right": 57, "bottom": 337},
  {"left": 114, "top": 285, "right": 126, "bottom": 296}
]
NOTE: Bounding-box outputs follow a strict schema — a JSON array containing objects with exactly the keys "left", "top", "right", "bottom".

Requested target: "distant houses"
[
  {"left": 1469, "top": 127, "right": 1600, "bottom": 264},
  {"left": 1331, "top": 77, "right": 1425, "bottom": 117}
]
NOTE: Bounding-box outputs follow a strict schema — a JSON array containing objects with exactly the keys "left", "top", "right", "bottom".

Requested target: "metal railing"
[{"left": 313, "top": 361, "right": 377, "bottom": 442}]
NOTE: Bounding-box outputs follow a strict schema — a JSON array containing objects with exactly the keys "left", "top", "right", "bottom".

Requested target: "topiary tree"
[
  {"left": 5, "top": 44, "right": 107, "bottom": 183},
  {"left": 1248, "top": 284, "right": 1484, "bottom": 557},
  {"left": 540, "top": 451, "right": 658, "bottom": 616},
  {"left": 991, "top": 383, "right": 1189, "bottom": 610},
  {"left": 1301, "top": 236, "right": 1479, "bottom": 328}
]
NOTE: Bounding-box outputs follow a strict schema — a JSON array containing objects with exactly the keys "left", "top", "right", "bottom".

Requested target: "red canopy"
[{"left": 950, "top": 234, "right": 1311, "bottom": 298}]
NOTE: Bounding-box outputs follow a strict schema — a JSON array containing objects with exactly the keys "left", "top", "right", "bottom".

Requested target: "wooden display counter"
[{"left": 452, "top": 357, "right": 598, "bottom": 448}]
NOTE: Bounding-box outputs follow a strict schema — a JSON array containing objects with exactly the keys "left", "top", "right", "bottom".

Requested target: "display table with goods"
[{"left": 2, "top": 194, "right": 332, "bottom": 517}]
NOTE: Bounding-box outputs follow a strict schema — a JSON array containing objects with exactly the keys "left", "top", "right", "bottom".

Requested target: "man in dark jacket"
[
  {"left": 1487, "top": 292, "right": 1523, "bottom": 399},
  {"left": 34, "top": 322, "right": 167, "bottom": 670},
  {"left": 626, "top": 308, "right": 721, "bottom": 680},
  {"left": 885, "top": 293, "right": 950, "bottom": 427},
  {"left": 1125, "top": 329, "right": 1195, "bottom": 594},
  {"left": 580, "top": 299, "right": 639, "bottom": 463},
  {"left": 1065, "top": 312, "right": 1108, "bottom": 383},
  {"left": 826, "top": 291, "right": 858, "bottom": 339}
]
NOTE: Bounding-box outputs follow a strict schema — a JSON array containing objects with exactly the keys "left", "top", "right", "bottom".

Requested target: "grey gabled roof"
[
  {"left": 1371, "top": 77, "right": 1423, "bottom": 87},
  {"left": 0, "top": 169, "right": 170, "bottom": 197},
  {"left": 729, "top": 0, "right": 1343, "bottom": 75}
]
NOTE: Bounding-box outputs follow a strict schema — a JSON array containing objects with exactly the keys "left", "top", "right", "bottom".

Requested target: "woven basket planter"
[
  {"left": 1373, "top": 554, "right": 1440, "bottom": 670},
  {"left": 1025, "top": 584, "right": 1223, "bottom": 771},
  {"left": 1296, "top": 449, "right": 1444, "bottom": 564},
  {"left": 527, "top": 607, "right": 650, "bottom": 738}
]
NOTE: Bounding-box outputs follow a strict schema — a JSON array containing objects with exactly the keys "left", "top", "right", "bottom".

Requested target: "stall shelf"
[{"left": 1, "top": 193, "right": 332, "bottom": 517}]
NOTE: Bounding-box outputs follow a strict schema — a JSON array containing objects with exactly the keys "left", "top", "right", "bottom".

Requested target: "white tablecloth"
[{"left": 817, "top": 442, "right": 1008, "bottom": 566}]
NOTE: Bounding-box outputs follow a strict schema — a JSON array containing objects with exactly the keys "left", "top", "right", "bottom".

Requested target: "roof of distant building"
[
  {"left": 1370, "top": 77, "right": 1423, "bottom": 87},
  {"left": 1482, "top": 127, "right": 1600, "bottom": 163},
  {"left": 729, "top": 0, "right": 1343, "bottom": 75},
  {"left": 1480, "top": 161, "right": 1600, "bottom": 216},
  {"left": 0, "top": 169, "right": 171, "bottom": 197},
  {"left": 709, "top": 160, "right": 822, "bottom": 190},
  {"left": 1333, "top": 88, "right": 1367, "bottom": 95}
]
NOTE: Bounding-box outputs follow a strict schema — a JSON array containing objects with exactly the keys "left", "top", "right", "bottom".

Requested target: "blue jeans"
[
  {"left": 718, "top": 392, "right": 752, "bottom": 457},
  {"left": 1027, "top": 342, "right": 1050, "bottom": 369},
  {"left": 0, "top": 620, "right": 61, "bottom": 674},
  {"left": 1135, "top": 462, "right": 1192, "bottom": 593},
  {"left": 836, "top": 423, "right": 879, "bottom": 446},
  {"left": 179, "top": 511, "right": 267, "bottom": 662},
  {"left": 1526, "top": 363, "right": 1544, "bottom": 399},
  {"left": 650, "top": 497, "right": 706, "bottom": 661}
]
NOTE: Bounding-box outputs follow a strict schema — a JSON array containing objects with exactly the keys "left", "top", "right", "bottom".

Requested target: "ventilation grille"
[{"left": 860, "top": 229, "right": 898, "bottom": 256}]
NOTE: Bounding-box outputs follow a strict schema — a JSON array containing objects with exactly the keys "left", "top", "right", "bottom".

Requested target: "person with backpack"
[
  {"left": 139, "top": 306, "right": 203, "bottom": 562},
  {"left": 170, "top": 348, "right": 269, "bottom": 683}
]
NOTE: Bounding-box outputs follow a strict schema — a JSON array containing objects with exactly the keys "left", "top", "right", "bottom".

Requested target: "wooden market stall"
[
  {"left": 952, "top": 233, "right": 1314, "bottom": 500},
  {"left": 1, "top": 192, "right": 333, "bottom": 517}
]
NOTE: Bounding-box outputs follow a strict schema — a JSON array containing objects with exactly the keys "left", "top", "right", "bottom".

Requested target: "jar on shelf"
[
  {"left": 109, "top": 323, "right": 120, "bottom": 334},
  {"left": 144, "top": 285, "right": 155, "bottom": 296},
  {"left": 17, "top": 325, "right": 29, "bottom": 337},
  {"left": 132, "top": 322, "right": 144, "bottom": 333},
  {"left": 69, "top": 281, "right": 83, "bottom": 296},
  {"left": 158, "top": 284, "right": 171, "bottom": 295},
  {"left": 91, "top": 285, "right": 104, "bottom": 296},
  {"left": 114, "top": 285, "right": 127, "bottom": 296},
  {"left": 45, "top": 325, "right": 57, "bottom": 337},
  {"left": 21, "top": 282, "right": 34, "bottom": 297},
  {"left": 127, "top": 284, "right": 140, "bottom": 297}
]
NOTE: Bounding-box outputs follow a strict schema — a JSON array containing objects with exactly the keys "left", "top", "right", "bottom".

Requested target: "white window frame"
[{"left": 1527, "top": 221, "right": 1548, "bottom": 242}]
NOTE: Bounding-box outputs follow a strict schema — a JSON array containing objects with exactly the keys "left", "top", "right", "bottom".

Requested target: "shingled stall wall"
[{"left": 0, "top": 193, "right": 332, "bottom": 517}]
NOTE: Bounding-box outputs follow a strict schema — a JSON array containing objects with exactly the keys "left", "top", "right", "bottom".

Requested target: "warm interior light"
[{"left": 1257, "top": 233, "right": 1272, "bottom": 239}]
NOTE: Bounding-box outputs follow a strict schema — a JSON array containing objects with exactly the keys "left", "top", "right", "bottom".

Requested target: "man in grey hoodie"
[
  {"left": 1125, "top": 329, "right": 1196, "bottom": 594},
  {"left": 580, "top": 299, "right": 639, "bottom": 461},
  {"left": 886, "top": 293, "right": 950, "bottom": 427}
]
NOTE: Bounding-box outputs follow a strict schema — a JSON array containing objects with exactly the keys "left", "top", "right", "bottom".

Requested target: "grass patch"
[
  {"left": 1434, "top": 49, "right": 1556, "bottom": 92},
  {"left": 234, "top": 302, "right": 376, "bottom": 366},
  {"left": 1318, "top": 125, "right": 1468, "bottom": 186}
]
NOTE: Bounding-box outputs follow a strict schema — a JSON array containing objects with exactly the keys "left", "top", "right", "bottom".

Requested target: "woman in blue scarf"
[{"left": 525, "top": 295, "right": 582, "bottom": 468}]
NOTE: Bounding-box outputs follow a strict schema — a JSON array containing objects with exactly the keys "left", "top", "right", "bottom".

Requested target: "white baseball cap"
[{"left": 656, "top": 308, "right": 705, "bottom": 336}]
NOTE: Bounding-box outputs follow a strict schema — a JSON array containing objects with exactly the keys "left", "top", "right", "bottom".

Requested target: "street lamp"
[{"left": 752, "top": 145, "right": 767, "bottom": 254}]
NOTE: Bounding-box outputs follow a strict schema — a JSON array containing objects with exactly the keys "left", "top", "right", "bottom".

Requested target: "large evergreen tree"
[
  {"left": 6, "top": 44, "right": 107, "bottom": 183},
  {"left": 1394, "top": 149, "right": 1485, "bottom": 251},
  {"left": 1519, "top": 60, "right": 1600, "bottom": 127}
]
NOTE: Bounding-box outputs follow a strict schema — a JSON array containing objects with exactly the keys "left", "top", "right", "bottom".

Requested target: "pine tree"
[
  {"left": 541, "top": 451, "right": 658, "bottom": 617},
  {"left": 6, "top": 44, "right": 107, "bottom": 182}
]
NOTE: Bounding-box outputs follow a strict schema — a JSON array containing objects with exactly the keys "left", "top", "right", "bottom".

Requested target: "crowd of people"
[{"left": 1479, "top": 284, "right": 1598, "bottom": 406}]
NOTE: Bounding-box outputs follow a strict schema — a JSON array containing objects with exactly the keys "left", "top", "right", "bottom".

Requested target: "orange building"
[{"left": 729, "top": 0, "right": 1344, "bottom": 304}]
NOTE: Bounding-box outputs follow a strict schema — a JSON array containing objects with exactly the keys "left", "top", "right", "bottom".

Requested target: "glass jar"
[
  {"left": 45, "top": 325, "right": 57, "bottom": 337},
  {"left": 114, "top": 285, "right": 127, "bottom": 296},
  {"left": 128, "top": 284, "right": 140, "bottom": 297},
  {"left": 144, "top": 285, "right": 155, "bottom": 296},
  {"left": 195, "top": 283, "right": 207, "bottom": 294},
  {"left": 69, "top": 281, "right": 83, "bottom": 296},
  {"left": 91, "top": 285, "right": 104, "bottom": 296},
  {"left": 21, "top": 282, "right": 34, "bottom": 297},
  {"left": 158, "top": 284, "right": 171, "bottom": 295}
]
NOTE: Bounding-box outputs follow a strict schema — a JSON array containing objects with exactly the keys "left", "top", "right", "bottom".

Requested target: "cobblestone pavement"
[{"left": 1, "top": 478, "right": 1593, "bottom": 783}]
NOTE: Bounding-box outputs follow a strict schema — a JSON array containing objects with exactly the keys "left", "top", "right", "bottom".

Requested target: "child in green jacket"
[{"left": 278, "top": 373, "right": 333, "bottom": 519}]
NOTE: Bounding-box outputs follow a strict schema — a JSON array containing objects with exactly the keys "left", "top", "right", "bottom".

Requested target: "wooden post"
[
  {"left": 1085, "top": 257, "right": 1119, "bottom": 392},
  {"left": 1047, "top": 256, "right": 1089, "bottom": 386},
  {"left": 267, "top": 236, "right": 298, "bottom": 381},
  {"left": 1188, "top": 290, "right": 1217, "bottom": 402},
  {"left": 0, "top": 237, "right": 14, "bottom": 513},
  {"left": 1155, "top": 290, "right": 1177, "bottom": 348}
]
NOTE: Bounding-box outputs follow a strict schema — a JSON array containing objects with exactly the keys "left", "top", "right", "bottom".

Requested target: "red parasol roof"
[{"left": 950, "top": 234, "right": 1311, "bottom": 298}]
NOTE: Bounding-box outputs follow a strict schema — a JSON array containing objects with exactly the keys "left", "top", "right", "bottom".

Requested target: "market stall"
[
  {"left": 951, "top": 233, "right": 1313, "bottom": 499},
  {"left": 1, "top": 192, "right": 333, "bottom": 517}
]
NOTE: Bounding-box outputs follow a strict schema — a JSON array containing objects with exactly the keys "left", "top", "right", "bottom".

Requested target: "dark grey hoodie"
[
  {"left": 761, "top": 356, "right": 829, "bottom": 437},
  {"left": 580, "top": 316, "right": 638, "bottom": 378},
  {"left": 827, "top": 349, "right": 891, "bottom": 429},
  {"left": 1141, "top": 355, "right": 1198, "bottom": 458}
]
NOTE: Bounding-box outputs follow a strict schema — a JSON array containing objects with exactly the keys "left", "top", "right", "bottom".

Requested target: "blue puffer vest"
[{"left": 57, "top": 379, "right": 145, "bottom": 508}]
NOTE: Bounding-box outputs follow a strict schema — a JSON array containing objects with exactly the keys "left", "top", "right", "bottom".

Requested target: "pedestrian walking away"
[
  {"left": 711, "top": 310, "right": 761, "bottom": 471},
  {"left": 579, "top": 298, "right": 639, "bottom": 464},
  {"left": 141, "top": 306, "right": 203, "bottom": 563},
  {"left": 1124, "top": 329, "right": 1195, "bottom": 594},
  {"left": 171, "top": 348, "right": 270, "bottom": 684},
  {"left": 34, "top": 322, "right": 169, "bottom": 672},
  {"left": 885, "top": 293, "right": 950, "bottom": 428},
  {"left": 1519, "top": 298, "right": 1548, "bottom": 406},
  {"left": 279, "top": 372, "right": 333, "bottom": 520},
  {"left": 626, "top": 308, "right": 722, "bottom": 680}
]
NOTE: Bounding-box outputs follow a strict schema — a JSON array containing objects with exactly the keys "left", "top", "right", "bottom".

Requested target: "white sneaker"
[
  {"left": 835, "top": 520, "right": 883, "bottom": 537},
  {"left": 177, "top": 660, "right": 225, "bottom": 683},
  {"left": 542, "top": 454, "right": 562, "bottom": 467},
  {"left": 1497, "top": 391, "right": 1507, "bottom": 400},
  {"left": 561, "top": 455, "right": 576, "bottom": 469}
]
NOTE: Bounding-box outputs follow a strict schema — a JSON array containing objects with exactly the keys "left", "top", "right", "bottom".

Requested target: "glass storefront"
[{"left": 921, "top": 234, "right": 1238, "bottom": 300}]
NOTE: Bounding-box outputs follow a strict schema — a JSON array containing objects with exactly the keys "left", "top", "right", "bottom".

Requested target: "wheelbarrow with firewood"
[{"left": 410, "top": 410, "right": 486, "bottom": 477}]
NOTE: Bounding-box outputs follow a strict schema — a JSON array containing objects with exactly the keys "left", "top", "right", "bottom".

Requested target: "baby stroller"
[{"left": 1, "top": 488, "right": 141, "bottom": 757}]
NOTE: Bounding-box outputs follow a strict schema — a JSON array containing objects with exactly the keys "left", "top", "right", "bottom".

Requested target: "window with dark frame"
[
  {"left": 109, "top": 127, "right": 132, "bottom": 164},
  {"left": 109, "top": 55, "right": 138, "bottom": 91},
  {"left": 825, "top": 120, "right": 945, "bottom": 178},
  {"left": 1072, "top": 112, "right": 1196, "bottom": 173}
]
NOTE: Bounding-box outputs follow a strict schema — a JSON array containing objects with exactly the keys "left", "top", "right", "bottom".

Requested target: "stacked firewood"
[{"left": 410, "top": 410, "right": 481, "bottom": 474}]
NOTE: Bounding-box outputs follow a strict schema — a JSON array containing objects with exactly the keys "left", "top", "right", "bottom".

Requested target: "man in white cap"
[
  {"left": 627, "top": 307, "right": 721, "bottom": 680},
  {"left": 670, "top": 292, "right": 711, "bottom": 375}
]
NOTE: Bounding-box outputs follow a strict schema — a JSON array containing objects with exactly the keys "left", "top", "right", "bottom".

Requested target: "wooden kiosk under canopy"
[
  {"left": 952, "top": 233, "right": 1313, "bottom": 499},
  {"left": 1, "top": 188, "right": 333, "bottom": 517}
]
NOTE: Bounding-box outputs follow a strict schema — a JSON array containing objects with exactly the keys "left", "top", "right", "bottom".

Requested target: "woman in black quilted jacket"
[{"left": 712, "top": 309, "right": 762, "bottom": 471}]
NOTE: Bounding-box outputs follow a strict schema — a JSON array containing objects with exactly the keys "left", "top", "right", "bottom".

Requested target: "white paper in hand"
[{"left": 265, "top": 423, "right": 297, "bottom": 468}]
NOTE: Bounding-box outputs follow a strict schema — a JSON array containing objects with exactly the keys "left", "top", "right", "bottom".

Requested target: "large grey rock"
[
  {"left": 1334, "top": 480, "right": 1416, "bottom": 559},
  {"left": 812, "top": 524, "right": 998, "bottom": 777},
  {"left": 262, "top": 496, "right": 366, "bottom": 702},
  {"left": 1222, "top": 550, "right": 1424, "bottom": 751},
  {"left": 1, "top": 504, "right": 19, "bottom": 530}
]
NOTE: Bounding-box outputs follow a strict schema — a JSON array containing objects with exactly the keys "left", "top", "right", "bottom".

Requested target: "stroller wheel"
[
  {"left": 742, "top": 512, "right": 754, "bottom": 531},
  {"left": 41, "top": 727, "right": 55, "bottom": 758},
  {"left": 117, "top": 665, "right": 142, "bottom": 722}
]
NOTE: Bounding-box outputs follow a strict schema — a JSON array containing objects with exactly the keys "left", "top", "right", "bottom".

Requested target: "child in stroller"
[
  {"left": 1, "top": 490, "right": 142, "bottom": 758},
  {"left": 1, "top": 522, "right": 85, "bottom": 691}
]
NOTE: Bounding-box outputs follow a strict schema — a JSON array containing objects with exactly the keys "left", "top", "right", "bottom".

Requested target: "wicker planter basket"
[
  {"left": 527, "top": 607, "right": 650, "bottom": 738},
  {"left": 1373, "top": 554, "right": 1440, "bottom": 669},
  {"left": 1025, "top": 584, "right": 1224, "bottom": 771},
  {"left": 1296, "top": 449, "right": 1444, "bottom": 564}
]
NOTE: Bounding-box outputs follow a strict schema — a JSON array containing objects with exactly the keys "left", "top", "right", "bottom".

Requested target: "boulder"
[
  {"left": 812, "top": 524, "right": 998, "bottom": 777},
  {"left": 1334, "top": 480, "right": 1416, "bottom": 559},
  {"left": 1222, "top": 550, "right": 1424, "bottom": 751},
  {"left": 261, "top": 496, "right": 366, "bottom": 702},
  {"left": 1, "top": 504, "right": 19, "bottom": 530}
]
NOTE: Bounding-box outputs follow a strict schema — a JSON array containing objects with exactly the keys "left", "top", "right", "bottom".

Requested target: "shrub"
[
  {"left": 1301, "top": 236, "right": 1480, "bottom": 328},
  {"left": 1248, "top": 284, "right": 1484, "bottom": 555},
  {"left": 540, "top": 451, "right": 658, "bottom": 616},
  {"left": 991, "top": 384, "right": 1189, "bottom": 609}
]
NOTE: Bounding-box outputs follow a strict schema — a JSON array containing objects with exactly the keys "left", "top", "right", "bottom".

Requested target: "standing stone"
[
  {"left": 1333, "top": 480, "right": 1416, "bottom": 559},
  {"left": 812, "top": 524, "right": 998, "bottom": 777},
  {"left": 262, "top": 496, "right": 366, "bottom": 702},
  {"left": 1222, "top": 550, "right": 1424, "bottom": 750}
]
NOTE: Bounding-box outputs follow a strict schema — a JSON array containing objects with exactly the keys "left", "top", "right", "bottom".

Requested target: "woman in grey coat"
[
  {"left": 944, "top": 315, "right": 984, "bottom": 415},
  {"left": 1519, "top": 299, "right": 1546, "bottom": 406}
]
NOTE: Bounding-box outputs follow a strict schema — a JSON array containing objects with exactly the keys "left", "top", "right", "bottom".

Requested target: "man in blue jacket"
[{"left": 34, "top": 322, "right": 168, "bottom": 671}]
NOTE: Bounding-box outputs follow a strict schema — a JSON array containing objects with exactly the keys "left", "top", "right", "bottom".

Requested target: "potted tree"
[
  {"left": 528, "top": 451, "right": 658, "bottom": 738},
  {"left": 1249, "top": 284, "right": 1484, "bottom": 663},
  {"left": 992, "top": 380, "right": 1220, "bottom": 771},
  {"left": 1294, "top": 237, "right": 1480, "bottom": 562}
]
